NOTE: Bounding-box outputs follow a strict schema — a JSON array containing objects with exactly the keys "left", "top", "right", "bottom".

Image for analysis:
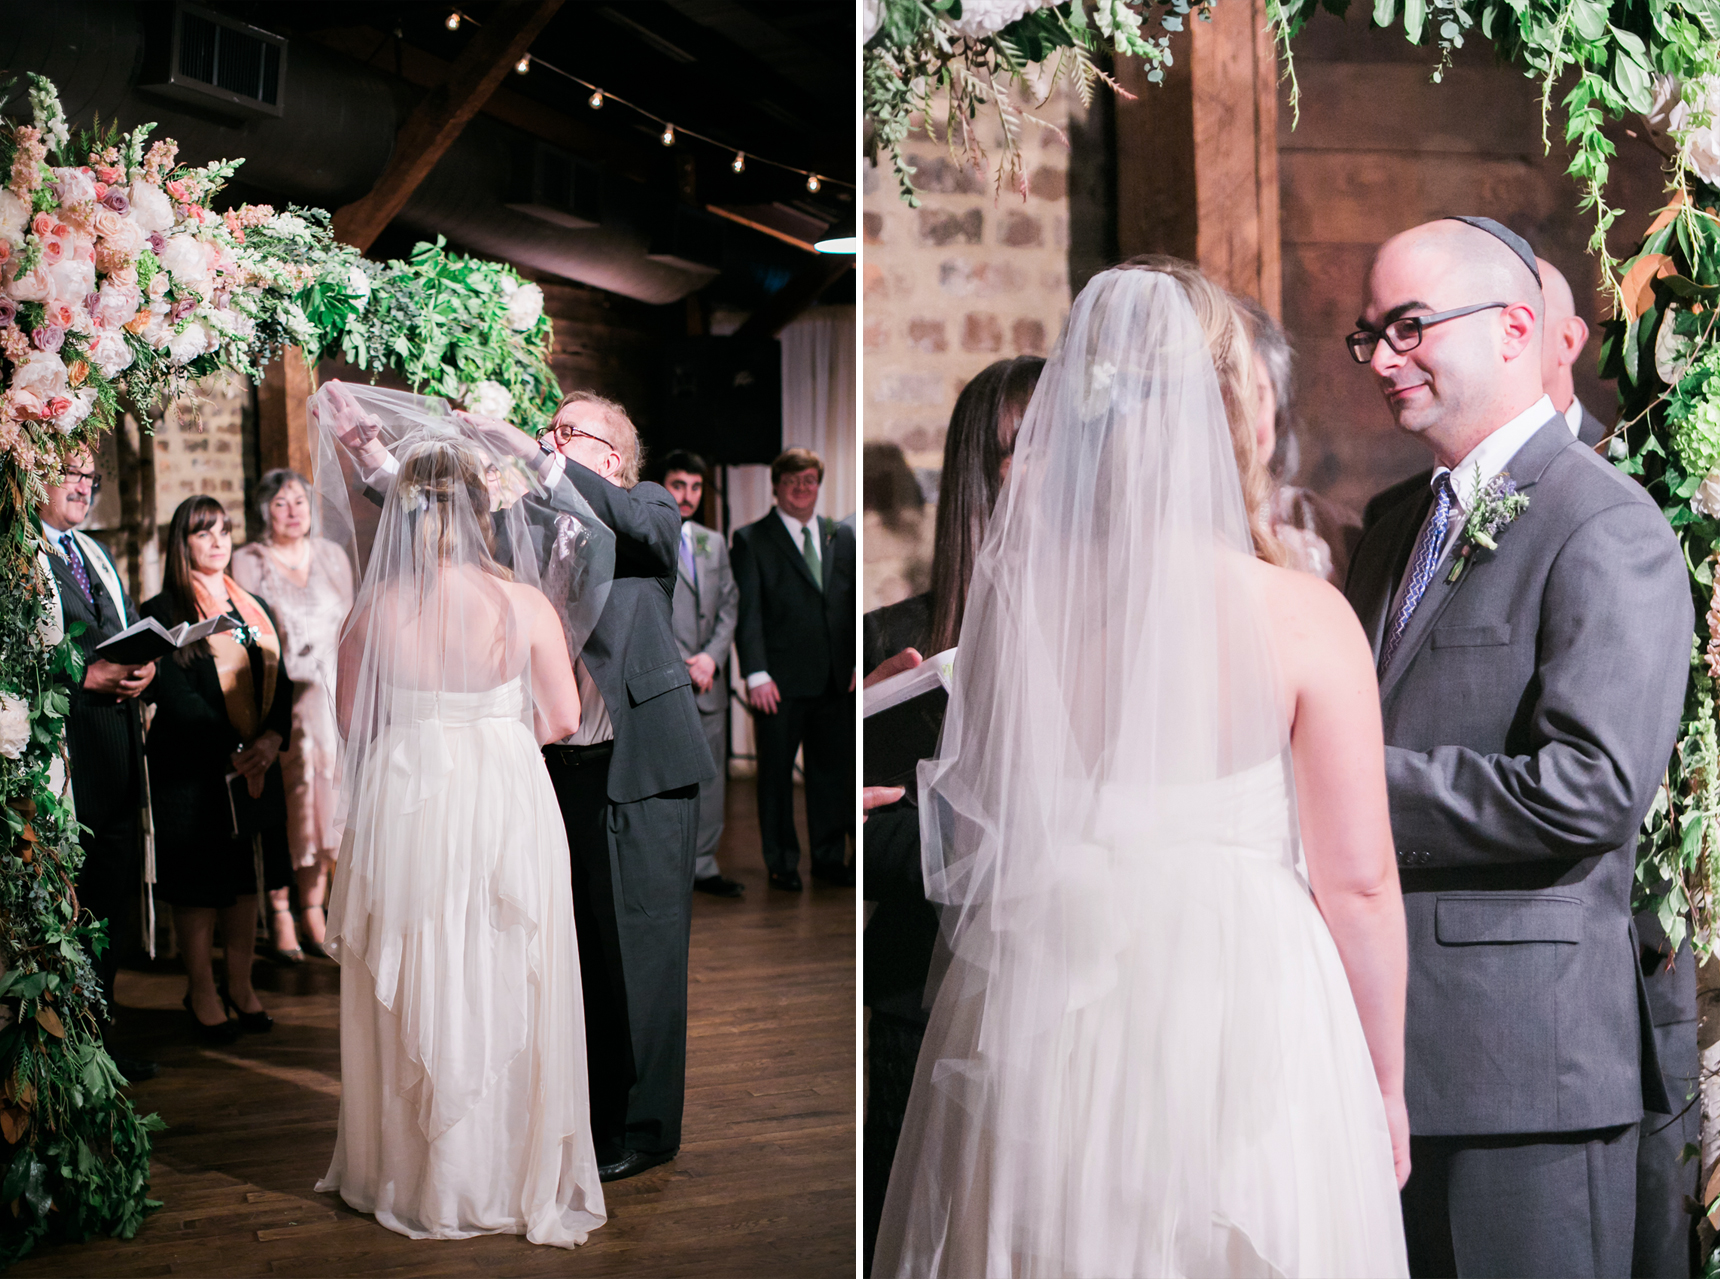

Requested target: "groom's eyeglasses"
[{"left": 1345, "top": 302, "right": 1509, "bottom": 363}]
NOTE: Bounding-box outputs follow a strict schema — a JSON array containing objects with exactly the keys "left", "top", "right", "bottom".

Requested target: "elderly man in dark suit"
[
  {"left": 38, "top": 448, "right": 156, "bottom": 1083},
  {"left": 1343, "top": 217, "right": 1692, "bottom": 1277},
  {"left": 732, "top": 448, "right": 856, "bottom": 891}
]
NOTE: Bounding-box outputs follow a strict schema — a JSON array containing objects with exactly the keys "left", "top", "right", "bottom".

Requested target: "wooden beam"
[
  {"left": 736, "top": 258, "right": 852, "bottom": 340},
  {"left": 256, "top": 347, "right": 316, "bottom": 481},
  {"left": 1112, "top": 0, "right": 1281, "bottom": 318},
  {"left": 330, "top": 0, "right": 567, "bottom": 252}
]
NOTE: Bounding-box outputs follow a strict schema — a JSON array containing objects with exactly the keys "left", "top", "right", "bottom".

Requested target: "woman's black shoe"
[
  {"left": 217, "top": 985, "right": 273, "bottom": 1034},
  {"left": 183, "top": 994, "right": 240, "bottom": 1046}
]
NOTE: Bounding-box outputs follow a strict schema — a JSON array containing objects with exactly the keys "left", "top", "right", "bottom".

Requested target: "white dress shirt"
[
  {"left": 1387, "top": 394, "right": 1555, "bottom": 621},
  {"left": 746, "top": 508, "right": 821, "bottom": 690},
  {"left": 1564, "top": 398, "right": 1584, "bottom": 438}
]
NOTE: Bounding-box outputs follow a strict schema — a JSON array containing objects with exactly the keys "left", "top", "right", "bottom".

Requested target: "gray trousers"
[
  {"left": 1635, "top": 1017, "right": 1700, "bottom": 1278},
  {"left": 692, "top": 704, "right": 726, "bottom": 881},
  {"left": 1403, "top": 1124, "right": 1639, "bottom": 1278}
]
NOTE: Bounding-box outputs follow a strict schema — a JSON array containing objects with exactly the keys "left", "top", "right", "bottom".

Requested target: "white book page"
[{"left": 863, "top": 647, "right": 957, "bottom": 718}]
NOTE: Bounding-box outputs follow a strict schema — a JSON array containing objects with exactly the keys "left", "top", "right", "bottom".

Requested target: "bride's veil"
[{"left": 893, "top": 267, "right": 1295, "bottom": 1271}]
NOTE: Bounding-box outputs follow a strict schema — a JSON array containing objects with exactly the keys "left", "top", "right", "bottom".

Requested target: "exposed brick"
[
  {"left": 962, "top": 312, "right": 1004, "bottom": 353},
  {"left": 918, "top": 208, "right": 983, "bottom": 246},
  {"left": 864, "top": 319, "right": 888, "bottom": 349},
  {"left": 864, "top": 263, "right": 887, "bottom": 298},
  {"left": 902, "top": 426, "right": 940, "bottom": 454},
  {"left": 938, "top": 259, "right": 1025, "bottom": 297},
  {"left": 903, "top": 153, "right": 986, "bottom": 195},
  {"left": 1029, "top": 165, "right": 1067, "bottom": 200},
  {"left": 906, "top": 318, "right": 948, "bottom": 353},
  {"left": 863, "top": 211, "right": 884, "bottom": 243},
  {"left": 999, "top": 212, "right": 1043, "bottom": 247},
  {"left": 1013, "top": 318, "right": 1047, "bottom": 355},
  {"left": 873, "top": 372, "right": 946, "bottom": 404}
]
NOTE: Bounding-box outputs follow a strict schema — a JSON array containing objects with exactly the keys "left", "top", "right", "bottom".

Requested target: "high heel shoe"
[
  {"left": 217, "top": 985, "right": 273, "bottom": 1034},
  {"left": 183, "top": 993, "right": 240, "bottom": 1046}
]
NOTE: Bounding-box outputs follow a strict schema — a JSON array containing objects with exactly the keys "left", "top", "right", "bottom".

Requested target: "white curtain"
[{"left": 779, "top": 304, "right": 856, "bottom": 521}]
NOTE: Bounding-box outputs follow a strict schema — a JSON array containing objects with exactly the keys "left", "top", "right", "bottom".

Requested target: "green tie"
[{"left": 801, "top": 524, "right": 822, "bottom": 588}]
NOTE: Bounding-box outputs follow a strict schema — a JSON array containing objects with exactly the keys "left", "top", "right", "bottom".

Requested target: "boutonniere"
[
  {"left": 693, "top": 531, "right": 710, "bottom": 557},
  {"left": 1446, "top": 467, "right": 1529, "bottom": 583}
]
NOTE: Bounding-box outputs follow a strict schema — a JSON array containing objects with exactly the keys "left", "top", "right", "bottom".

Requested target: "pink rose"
[
  {"left": 5, "top": 265, "right": 50, "bottom": 302},
  {"left": 90, "top": 206, "right": 123, "bottom": 240},
  {"left": 87, "top": 329, "right": 133, "bottom": 378},
  {"left": 40, "top": 238, "right": 64, "bottom": 265},
  {"left": 94, "top": 281, "right": 141, "bottom": 328},
  {"left": 30, "top": 212, "right": 52, "bottom": 238}
]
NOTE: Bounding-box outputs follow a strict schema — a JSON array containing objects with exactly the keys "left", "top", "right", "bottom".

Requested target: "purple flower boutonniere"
[{"left": 1447, "top": 467, "right": 1530, "bottom": 584}]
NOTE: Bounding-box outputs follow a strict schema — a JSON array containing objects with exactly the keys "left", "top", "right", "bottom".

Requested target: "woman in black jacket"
[{"left": 144, "top": 496, "right": 293, "bottom": 1044}]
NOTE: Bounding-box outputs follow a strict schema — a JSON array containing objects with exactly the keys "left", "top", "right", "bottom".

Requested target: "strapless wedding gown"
[
  {"left": 874, "top": 756, "right": 1408, "bottom": 1278},
  {"left": 317, "top": 680, "right": 606, "bottom": 1247}
]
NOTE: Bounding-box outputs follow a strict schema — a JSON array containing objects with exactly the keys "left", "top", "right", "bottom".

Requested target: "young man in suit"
[
  {"left": 1343, "top": 217, "right": 1691, "bottom": 1277},
  {"left": 658, "top": 450, "right": 743, "bottom": 898},
  {"left": 38, "top": 448, "right": 156, "bottom": 1083},
  {"left": 731, "top": 448, "right": 856, "bottom": 890}
]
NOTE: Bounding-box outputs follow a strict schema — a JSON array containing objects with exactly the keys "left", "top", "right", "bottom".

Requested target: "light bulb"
[
  {"left": 660, "top": 123, "right": 676, "bottom": 147},
  {"left": 515, "top": 55, "right": 531, "bottom": 74},
  {"left": 588, "top": 89, "right": 603, "bottom": 109},
  {"left": 805, "top": 173, "right": 821, "bottom": 193},
  {"left": 731, "top": 152, "right": 746, "bottom": 173},
  {"left": 445, "top": 10, "right": 460, "bottom": 29}
]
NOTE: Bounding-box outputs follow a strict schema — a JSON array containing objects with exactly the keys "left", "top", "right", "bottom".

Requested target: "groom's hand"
[{"left": 747, "top": 679, "right": 781, "bottom": 715}]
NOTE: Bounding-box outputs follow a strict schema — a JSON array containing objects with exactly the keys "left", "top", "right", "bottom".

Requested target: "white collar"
[
  {"left": 1563, "top": 398, "right": 1584, "bottom": 438},
  {"left": 776, "top": 507, "right": 816, "bottom": 541},
  {"left": 1435, "top": 394, "right": 1555, "bottom": 512},
  {"left": 40, "top": 518, "right": 77, "bottom": 545}
]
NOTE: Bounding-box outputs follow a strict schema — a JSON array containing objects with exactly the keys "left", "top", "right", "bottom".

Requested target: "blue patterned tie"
[
  {"left": 59, "top": 532, "right": 92, "bottom": 602},
  {"left": 1381, "top": 474, "right": 1454, "bottom": 672}
]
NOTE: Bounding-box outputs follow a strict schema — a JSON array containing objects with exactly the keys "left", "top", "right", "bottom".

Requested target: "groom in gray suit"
[{"left": 1343, "top": 217, "right": 1692, "bottom": 1277}]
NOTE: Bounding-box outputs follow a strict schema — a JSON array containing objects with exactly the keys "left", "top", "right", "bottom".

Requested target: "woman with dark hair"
[
  {"left": 233, "top": 468, "right": 356, "bottom": 963},
  {"left": 860, "top": 353, "right": 1043, "bottom": 1272},
  {"left": 143, "top": 495, "right": 294, "bottom": 1044}
]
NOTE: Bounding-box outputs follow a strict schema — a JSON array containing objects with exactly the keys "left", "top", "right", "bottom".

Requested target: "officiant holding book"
[{"left": 38, "top": 448, "right": 156, "bottom": 1083}]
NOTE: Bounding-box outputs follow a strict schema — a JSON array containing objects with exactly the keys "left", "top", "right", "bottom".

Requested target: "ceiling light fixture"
[
  {"left": 588, "top": 89, "right": 603, "bottom": 109},
  {"left": 731, "top": 152, "right": 746, "bottom": 173},
  {"left": 515, "top": 55, "right": 531, "bottom": 74},
  {"left": 805, "top": 173, "right": 821, "bottom": 194},
  {"left": 661, "top": 123, "right": 676, "bottom": 146},
  {"left": 445, "top": 11, "right": 461, "bottom": 30}
]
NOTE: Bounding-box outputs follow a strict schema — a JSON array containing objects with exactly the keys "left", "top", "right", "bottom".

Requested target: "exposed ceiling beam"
[
  {"left": 735, "top": 255, "right": 851, "bottom": 339},
  {"left": 331, "top": 0, "right": 567, "bottom": 252}
]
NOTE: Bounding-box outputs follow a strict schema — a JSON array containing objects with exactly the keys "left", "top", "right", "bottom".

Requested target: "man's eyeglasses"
[
  {"left": 64, "top": 468, "right": 102, "bottom": 494},
  {"left": 539, "top": 421, "right": 617, "bottom": 453},
  {"left": 1345, "top": 302, "right": 1508, "bottom": 364}
]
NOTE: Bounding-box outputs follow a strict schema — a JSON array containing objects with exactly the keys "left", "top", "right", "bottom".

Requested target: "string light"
[{"left": 441, "top": 10, "right": 852, "bottom": 193}]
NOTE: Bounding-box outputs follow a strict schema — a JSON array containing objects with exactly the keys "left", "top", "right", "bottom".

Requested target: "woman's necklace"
[{"left": 267, "top": 536, "right": 311, "bottom": 574}]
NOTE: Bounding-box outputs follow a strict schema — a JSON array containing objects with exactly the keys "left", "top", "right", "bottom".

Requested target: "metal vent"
[
  {"left": 142, "top": 3, "right": 286, "bottom": 120},
  {"left": 504, "top": 142, "right": 602, "bottom": 231}
]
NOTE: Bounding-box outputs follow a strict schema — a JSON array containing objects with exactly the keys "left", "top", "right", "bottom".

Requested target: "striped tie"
[
  {"left": 59, "top": 532, "right": 93, "bottom": 602},
  {"left": 1381, "top": 474, "right": 1454, "bottom": 673}
]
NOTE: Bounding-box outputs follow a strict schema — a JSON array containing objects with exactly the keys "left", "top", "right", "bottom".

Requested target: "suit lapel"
[
  {"left": 819, "top": 518, "right": 837, "bottom": 599},
  {"left": 1356, "top": 488, "right": 1432, "bottom": 662},
  {"left": 1378, "top": 416, "right": 1574, "bottom": 703},
  {"left": 767, "top": 511, "right": 821, "bottom": 591}
]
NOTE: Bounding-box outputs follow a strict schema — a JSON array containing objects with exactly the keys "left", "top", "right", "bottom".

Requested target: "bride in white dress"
[
  {"left": 872, "top": 262, "right": 1411, "bottom": 1278},
  {"left": 308, "top": 385, "right": 611, "bottom": 1247}
]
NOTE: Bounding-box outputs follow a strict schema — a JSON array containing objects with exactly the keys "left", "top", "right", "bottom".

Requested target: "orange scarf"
[{"left": 192, "top": 573, "right": 281, "bottom": 743}]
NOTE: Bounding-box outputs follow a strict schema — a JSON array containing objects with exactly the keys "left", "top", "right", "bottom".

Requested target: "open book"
[
  {"left": 863, "top": 647, "right": 956, "bottom": 789},
  {"left": 94, "top": 614, "right": 237, "bottom": 666}
]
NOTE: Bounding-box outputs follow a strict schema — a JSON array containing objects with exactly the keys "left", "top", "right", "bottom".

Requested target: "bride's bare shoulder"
[{"left": 1242, "top": 558, "right": 1373, "bottom": 674}]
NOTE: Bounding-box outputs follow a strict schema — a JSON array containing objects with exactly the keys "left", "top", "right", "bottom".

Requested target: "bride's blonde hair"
[{"left": 1118, "top": 256, "right": 1287, "bottom": 568}]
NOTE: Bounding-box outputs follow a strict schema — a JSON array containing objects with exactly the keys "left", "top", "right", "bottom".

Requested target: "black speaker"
[{"left": 652, "top": 337, "right": 782, "bottom": 466}]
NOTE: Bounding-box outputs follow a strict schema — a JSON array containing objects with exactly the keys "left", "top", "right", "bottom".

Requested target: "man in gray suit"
[
  {"left": 658, "top": 449, "right": 743, "bottom": 898},
  {"left": 1343, "top": 217, "right": 1692, "bottom": 1277},
  {"left": 1539, "top": 257, "right": 1609, "bottom": 449}
]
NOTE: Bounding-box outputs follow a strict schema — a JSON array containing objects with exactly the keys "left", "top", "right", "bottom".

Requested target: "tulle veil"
[{"left": 875, "top": 268, "right": 1311, "bottom": 1275}]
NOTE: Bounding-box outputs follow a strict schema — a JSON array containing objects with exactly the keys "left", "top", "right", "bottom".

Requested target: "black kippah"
[{"left": 1443, "top": 216, "right": 1542, "bottom": 287}]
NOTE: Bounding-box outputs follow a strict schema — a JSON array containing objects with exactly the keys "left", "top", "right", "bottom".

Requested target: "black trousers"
[
  {"left": 1403, "top": 1124, "right": 1639, "bottom": 1278},
  {"left": 66, "top": 700, "right": 142, "bottom": 1021},
  {"left": 753, "top": 677, "right": 853, "bottom": 876},
  {"left": 1635, "top": 1018, "right": 1700, "bottom": 1278},
  {"left": 545, "top": 744, "right": 698, "bottom": 1160},
  {"left": 863, "top": 1011, "right": 927, "bottom": 1277}
]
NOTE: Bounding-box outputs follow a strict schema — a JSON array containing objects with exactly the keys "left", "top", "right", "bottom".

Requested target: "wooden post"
[
  {"left": 256, "top": 347, "right": 315, "bottom": 479},
  {"left": 1113, "top": 0, "right": 1282, "bottom": 318}
]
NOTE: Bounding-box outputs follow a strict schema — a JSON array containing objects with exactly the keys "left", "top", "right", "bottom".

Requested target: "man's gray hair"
[{"left": 552, "top": 390, "right": 644, "bottom": 487}]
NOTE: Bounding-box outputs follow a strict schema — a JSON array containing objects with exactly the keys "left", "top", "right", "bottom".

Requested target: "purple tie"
[
  {"left": 1381, "top": 474, "right": 1454, "bottom": 672},
  {"left": 680, "top": 530, "right": 696, "bottom": 583},
  {"left": 59, "top": 532, "right": 92, "bottom": 602}
]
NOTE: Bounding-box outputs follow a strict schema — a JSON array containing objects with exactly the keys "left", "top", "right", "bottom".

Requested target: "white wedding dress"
[{"left": 316, "top": 679, "right": 606, "bottom": 1246}]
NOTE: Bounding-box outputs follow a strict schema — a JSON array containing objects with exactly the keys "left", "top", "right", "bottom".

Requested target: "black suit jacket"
[
  {"left": 44, "top": 532, "right": 144, "bottom": 833},
  {"left": 732, "top": 510, "right": 856, "bottom": 699},
  {"left": 542, "top": 461, "right": 716, "bottom": 805}
]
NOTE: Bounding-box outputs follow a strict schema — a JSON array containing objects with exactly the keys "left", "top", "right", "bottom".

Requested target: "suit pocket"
[
  {"left": 625, "top": 660, "right": 692, "bottom": 707},
  {"left": 1435, "top": 893, "right": 1582, "bottom": 944},
  {"left": 1430, "top": 623, "right": 1512, "bottom": 648}
]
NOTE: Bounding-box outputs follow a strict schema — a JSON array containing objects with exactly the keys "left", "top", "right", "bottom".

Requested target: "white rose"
[
  {"left": 11, "top": 350, "right": 69, "bottom": 402},
  {"left": 51, "top": 386, "right": 97, "bottom": 434},
  {"left": 1694, "top": 470, "right": 1720, "bottom": 519},
  {"left": 464, "top": 379, "right": 515, "bottom": 421},
  {"left": 948, "top": 0, "right": 1052, "bottom": 39},
  {"left": 127, "top": 180, "right": 175, "bottom": 234},
  {"left": 157, "top": 234, "right": 212, "bottom": 290},
  {"left": 0, "top": 692, "right": 27, "bottom": 760},
  {"left": 88, "top": 329, "right": 133, "bottom": 378},
  {"left": 51, "top": 167, "right": 96, "bottom": 206},
  {"left": 98, "top": 215, "right": 143, "bottom": 262},
  {"left": 6, "top": 265, "right": 51, "bottom": 303},
  {"left": 47, "top": 255, "right": 95, "bottom": 303},
  {"left": 146, "top": 271, "right": 169, "bottom": 300},
  {"left": 95, "top": 281, "right": 142, "bottom": 329},
  {"left": 346, "top": 264, "right": 371, "bottom": 310},
  {"left": 503, "top": 281, "right": 544, "bottom": 331},
  {"left": 167, "top": 320, "right": 210, "bottom": 365},
  {"left": 139, "top": 300, "right": 171, "bottom": 347},
  {"left": 0, "top": 190, "right": 29, "bottom": 248}
]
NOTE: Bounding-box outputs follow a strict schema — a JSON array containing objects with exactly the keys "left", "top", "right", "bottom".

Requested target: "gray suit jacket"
[
  {"left": 671, "top": 520, "right": 738, "bottom": 717},
  {"left": 1345, "top": 414, "right": 1691, "bottom": 1136}
]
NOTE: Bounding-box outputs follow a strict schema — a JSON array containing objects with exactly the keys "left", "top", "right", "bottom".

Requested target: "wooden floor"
[{"left": 14, "top": 785, "right": 857, "bottom": 1277}]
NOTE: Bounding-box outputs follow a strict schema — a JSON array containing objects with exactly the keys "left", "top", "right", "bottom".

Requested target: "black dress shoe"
[
  {"left": 598, "top": 1149, "right": 675, "bottom": 1182},
  {"left": 768, "top": 871, "right": 803, "bottom": 891},
  {"left": 110, "top": 1052, "right": 158, "bottom": 1084},
  {"left": 693, "top": 875, "right": 745, "bottom": 898}
]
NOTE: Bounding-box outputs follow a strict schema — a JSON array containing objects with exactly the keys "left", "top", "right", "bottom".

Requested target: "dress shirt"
[
  {"left": 1564, "top": 398, "right": 1583, "bottom": 438},
  {"left": 1386, "top": 394, "right": 1554, "bottom": 622}
]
